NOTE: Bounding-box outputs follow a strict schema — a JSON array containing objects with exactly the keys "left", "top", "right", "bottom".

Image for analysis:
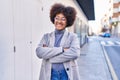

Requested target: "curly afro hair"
[{"left": 50, "top": 3, "right": 77, "bottom": 27}]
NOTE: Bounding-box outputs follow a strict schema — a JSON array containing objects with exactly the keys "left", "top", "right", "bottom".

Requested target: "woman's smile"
[{"left": 54, "top": 13, "right": 67, "bottom": 30}]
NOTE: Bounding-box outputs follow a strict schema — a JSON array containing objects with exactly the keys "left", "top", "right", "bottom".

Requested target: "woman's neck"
[{"left": 55, "top": 29, "right": 65, "bottom": 34}]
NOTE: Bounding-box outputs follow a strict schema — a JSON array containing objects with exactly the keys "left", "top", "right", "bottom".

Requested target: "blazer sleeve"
[
  {"left": 36, "top": 34, "right": 63, "bottom": 59},
  {"left": 49, "top": 34, "right": 80, "bottom": 63}
]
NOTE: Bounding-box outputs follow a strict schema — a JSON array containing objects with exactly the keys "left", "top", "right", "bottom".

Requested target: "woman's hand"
[
  {"left": 63, "top": 47, "right": 69, "bottom": 51},
  {"left": 43, "top": 44, "right": 47, "bottom": 47}
]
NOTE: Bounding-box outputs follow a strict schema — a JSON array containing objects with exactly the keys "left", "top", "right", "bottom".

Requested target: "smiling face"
[{"left": 54, "top": 13, "right": 67, "bottom": 30}]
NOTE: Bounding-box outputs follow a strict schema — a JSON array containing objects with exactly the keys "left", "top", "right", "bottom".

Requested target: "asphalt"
[
  {"left": 100, "top": 37, "right": 120, "bottom": 80},
  {"left": 77, "top": 37, "right": 112, "bottom": 80},
  {"left": 104, "top": 46, "right": 120, "bottom": 80}
]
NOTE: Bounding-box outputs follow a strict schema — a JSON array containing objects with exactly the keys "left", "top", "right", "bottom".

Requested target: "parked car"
[{"left": 102, "top": 33, "right": 111, "bottom": 37}]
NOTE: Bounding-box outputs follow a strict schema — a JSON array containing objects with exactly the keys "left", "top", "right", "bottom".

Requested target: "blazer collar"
[{"left": 49, "top": 30, "right": 69, "bottom": 47}]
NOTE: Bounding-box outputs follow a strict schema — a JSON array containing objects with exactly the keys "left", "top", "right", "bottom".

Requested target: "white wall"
[
  {"left": 0, "top": 0, "right": 14, "bottom": 80},
  {"left": 0, "top": 0, "right": 88, "bottom": 80}
]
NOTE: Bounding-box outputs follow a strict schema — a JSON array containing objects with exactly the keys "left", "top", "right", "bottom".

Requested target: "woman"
[{"left": 36, "top": 3, "right": 80, "bottom": 80}]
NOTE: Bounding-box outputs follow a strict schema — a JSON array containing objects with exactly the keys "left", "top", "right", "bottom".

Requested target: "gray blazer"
[{"left": 36, "top": 30, "right": 80, "bottom": 80}]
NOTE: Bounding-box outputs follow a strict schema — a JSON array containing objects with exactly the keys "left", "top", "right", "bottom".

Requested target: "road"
[{"left": 100, "top": 37, "right": 120, "bottom": 80}]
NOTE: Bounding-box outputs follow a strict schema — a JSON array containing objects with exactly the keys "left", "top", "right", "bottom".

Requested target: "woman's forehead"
[{"left": 56, "top": 13, "right": 65, "bottom": 17}]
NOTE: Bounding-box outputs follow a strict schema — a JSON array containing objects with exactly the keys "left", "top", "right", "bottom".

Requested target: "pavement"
[{"left": 78, "top": 37, "right": 112, "bottom": 80}]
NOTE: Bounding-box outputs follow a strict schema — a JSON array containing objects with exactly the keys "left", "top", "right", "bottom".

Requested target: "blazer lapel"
[
  {"left": 49, "top": 31, "right": 55, "bottom": 47},
  {"left": 60, "top": 30, "right": 69, "bottom": 46}
]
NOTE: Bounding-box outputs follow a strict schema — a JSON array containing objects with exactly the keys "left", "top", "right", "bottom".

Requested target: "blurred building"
[
  {"left": 102, "top": 0, "right": 120, "bottom": 37},
  {"left": 89, "top": 0, "right": 120, "bottom": 37},
  {"left": 101, "top": 14, "right": 110, "bottom": 32},
  {"left": 111, "top": 0, "right": 120, "bottom": 37},
  {"left": 101, "top": 0, "right": 113, "bottom": 34}
]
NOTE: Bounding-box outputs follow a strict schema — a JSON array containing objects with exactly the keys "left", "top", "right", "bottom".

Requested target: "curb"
[{"left": 101, "top": 45, "right": 118, "bottom": 80}]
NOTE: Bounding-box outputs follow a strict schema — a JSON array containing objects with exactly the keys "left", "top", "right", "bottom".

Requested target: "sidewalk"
[{"left": 78, "top": 37, "right": 112, "bottom": 80}]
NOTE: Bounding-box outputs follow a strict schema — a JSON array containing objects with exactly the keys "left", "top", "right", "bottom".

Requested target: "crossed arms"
[{"left": 36, "top": 34, "right": 80, "bottom": 63}]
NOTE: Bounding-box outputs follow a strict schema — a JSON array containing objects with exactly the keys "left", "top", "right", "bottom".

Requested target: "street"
[
  {"left": 100, "top": 38, "right": 120, "bottom": 80},
  {"left": 78, "top": 36, "right": 120, "bottom": 80}
]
